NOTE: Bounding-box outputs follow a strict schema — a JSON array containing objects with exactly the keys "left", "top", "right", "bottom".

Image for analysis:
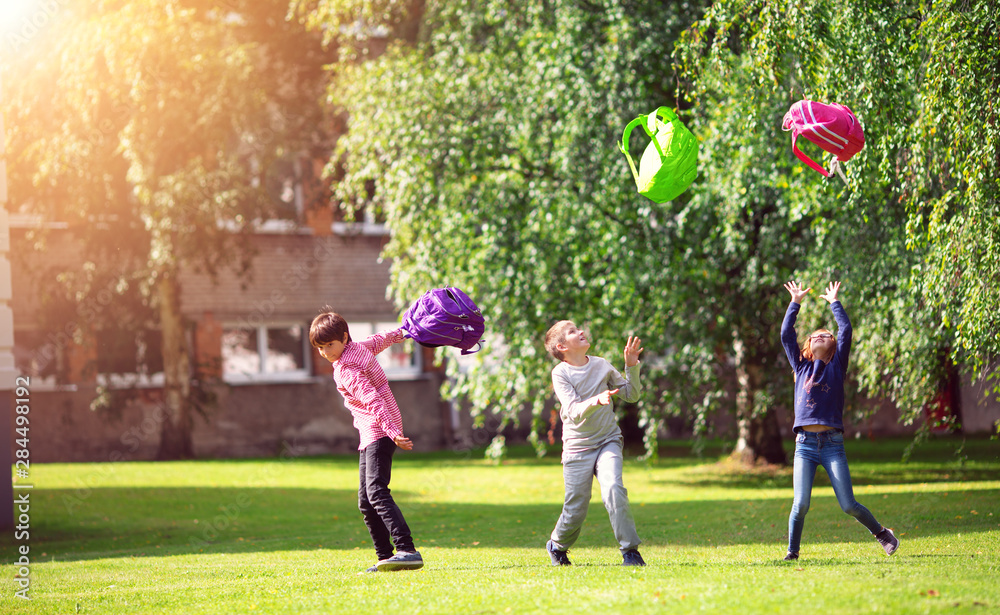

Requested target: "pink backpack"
[{"left": 782, "top": 100, "right": 865, "bottom": 177}]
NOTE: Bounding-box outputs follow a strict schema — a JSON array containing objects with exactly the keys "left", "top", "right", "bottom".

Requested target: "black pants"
[{"left": 359, "top": 437, "right": 415, "bottom": 560}]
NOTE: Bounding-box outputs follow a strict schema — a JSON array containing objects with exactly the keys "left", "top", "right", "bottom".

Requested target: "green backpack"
[{"left": 619, "top": 106, "right": 699, "bottom": 203}]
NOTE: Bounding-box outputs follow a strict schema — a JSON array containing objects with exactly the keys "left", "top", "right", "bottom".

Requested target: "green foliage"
[
  {"left": 300, "top": 0, "right": 998, "bottom": 460},
  {"left": 4, "top": 0, "right": 316, "bottom": 278},
  {"left": 289, "top": 0, "right": 424, "bottom": 58},
  {"left": 3, "top": 3, "right": 269, "bottom": 439},
  {"left": 677, "top": 0, "right": 1000, "bottom": 422},
  {"left": 484, "top": 433, "right": 507, "bottom": 465},
  {"left": 4, "top": 0, "right": 337, "bottom": 306},
  {"left": 907, "top": 2, "right": 1000, "bottom": 366},
  {"left": 2, "top": 0, "right": 335, "bottom": 455},
  {"left": 310, "top": 0, "right": 728, "bottom": 457}
]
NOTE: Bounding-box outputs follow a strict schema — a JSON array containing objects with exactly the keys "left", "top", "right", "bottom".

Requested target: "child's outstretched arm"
[
  {"left": 781, "top": 281, "right": 806, "bottom": 370},
  {"left": 359, "top": 328, "right": 406, "bottom": 356},
  {"left": 822, "top": 281, "right": 853, "bottom": 369}
]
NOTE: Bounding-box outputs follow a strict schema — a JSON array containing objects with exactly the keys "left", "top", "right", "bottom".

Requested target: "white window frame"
[{"left": 222, "top": 322, "right": 312, "bottom": 384}]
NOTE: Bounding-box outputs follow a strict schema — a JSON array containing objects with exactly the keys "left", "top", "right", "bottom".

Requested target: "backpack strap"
[
  {"left": 460, "top": 341, "right": 483, "bottom": 355},
  {"left": 619, "top": 116, "right": 647, "bottom": 184},
  {"left": 648, "top": 106, "right": 678, "bottom": 128},
  {"left": 791, "top": 130, "right": 831, "bottom": 177},
  {"left": 829, "top": 158, "right": 849, "bottom": 185},
  {"left": 645, "top": 107, "right": 678, "bottom": 159}
]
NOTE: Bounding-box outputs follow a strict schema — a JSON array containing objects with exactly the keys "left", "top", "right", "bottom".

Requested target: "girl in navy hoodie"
[{"left": 780, "top": 280, "right": 899, "bottom": 561}]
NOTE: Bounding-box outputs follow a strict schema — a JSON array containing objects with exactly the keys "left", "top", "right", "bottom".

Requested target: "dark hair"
[{"left": 309, "top": 309, "right": 351, "bottom": 347}]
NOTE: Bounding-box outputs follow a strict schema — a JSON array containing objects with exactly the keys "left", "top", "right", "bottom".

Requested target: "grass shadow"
[
  {"left": 4, "top": 484, "right": 997, "bottom": 564},
  {"left": 668, "top": 466, "right": 1000, "bottom": 490},
  {"left": 652, "top": 435, "right": 1000, "bottom": 490},
  {"left": 4, "top": 436, "right": 995, "bottom": 565}
]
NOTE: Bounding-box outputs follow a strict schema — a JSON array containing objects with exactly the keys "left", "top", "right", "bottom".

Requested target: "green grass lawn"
[{"left": 3, "top": 436, "right": 999, "bottom": 614}]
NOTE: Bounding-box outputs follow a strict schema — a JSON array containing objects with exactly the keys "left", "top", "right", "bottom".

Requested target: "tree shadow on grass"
[
  {"left": 3, "top": 485, "right": 996, "bottom": 564},
  {"left": 667, "top": 465, "right": 1000, "bottom": 490},
  {"left": 658, "top": 435, "right": 1000, "bottom": 490}
]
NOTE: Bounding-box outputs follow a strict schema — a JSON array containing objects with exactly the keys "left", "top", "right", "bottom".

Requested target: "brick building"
[
  {"left": 9, "top": 213, "right": 462, "bottom": 462},
  {"left": 8, "top": 215, "right": 999, "bottom": 463}
]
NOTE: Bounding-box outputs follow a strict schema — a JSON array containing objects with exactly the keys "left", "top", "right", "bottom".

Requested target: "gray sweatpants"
[{"left": 549, "top": 437, "right": 641, "bottom": 554}]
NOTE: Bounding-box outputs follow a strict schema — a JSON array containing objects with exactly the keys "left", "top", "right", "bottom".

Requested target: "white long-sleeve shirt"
[{"left": 551, "top": 356, "right": 641, "bottom": 454}]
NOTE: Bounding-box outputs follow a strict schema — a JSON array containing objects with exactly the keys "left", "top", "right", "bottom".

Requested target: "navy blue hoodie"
[{"left": 781, "top": 300, "right": 852, "bottom": 433}]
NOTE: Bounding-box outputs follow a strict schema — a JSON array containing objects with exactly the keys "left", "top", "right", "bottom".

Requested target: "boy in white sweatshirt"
[{"left": 543, "top": 320, "right": 646, "bottom": 566}]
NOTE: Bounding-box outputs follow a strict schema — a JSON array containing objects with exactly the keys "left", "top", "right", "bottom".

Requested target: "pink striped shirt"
[{"left": 331, "top": 328, "right": 406, "bottom": 450}]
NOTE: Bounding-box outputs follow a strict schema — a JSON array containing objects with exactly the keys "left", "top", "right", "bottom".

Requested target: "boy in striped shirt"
[{"left": 310, "top": 309, "right": 423, "bottom": 573}]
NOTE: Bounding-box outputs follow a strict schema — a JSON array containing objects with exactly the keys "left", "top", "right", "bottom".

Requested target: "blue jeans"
[
  {"left": 787, "top": 431, "right": 883, "bottom": 553},
  {"left": 359, "top": 437, "right": 415, "bottom": 560}
]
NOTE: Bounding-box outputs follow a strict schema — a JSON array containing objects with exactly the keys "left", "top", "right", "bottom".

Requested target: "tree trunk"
[
  {"left": 731, "top": 336, "right": 787, "bottom": 466},
  {"left": 156, "top": 271, "right": 194, "bottom": 460}
]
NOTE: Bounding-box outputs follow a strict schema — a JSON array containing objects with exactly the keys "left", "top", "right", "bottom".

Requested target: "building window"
[
  {"left": 98, "top": 329, "right": 164, "bottom": 377},
  {"left": 13, "top": 328, "right": 64, "bottom": 385},
  {"left": 349, "top": 322, "right": 422, "bottom": 379},
  {"left": 14, "top": 327, "right": 168, "bottom": 388},
  {"left": 222, "top": 323, "right": 311, "bottom": 382},
  {"left": 264, "top": 325, "right": 306, "bottom": 373}
]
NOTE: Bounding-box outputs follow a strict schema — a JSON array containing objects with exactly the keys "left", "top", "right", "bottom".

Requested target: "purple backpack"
[{"left": 401, "top": 287, "right": 485, "bottom": 355}]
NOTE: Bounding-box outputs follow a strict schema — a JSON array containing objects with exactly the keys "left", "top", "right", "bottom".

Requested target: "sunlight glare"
[{"left": 0, "top": 0, "right": 46, "bottom": 36}]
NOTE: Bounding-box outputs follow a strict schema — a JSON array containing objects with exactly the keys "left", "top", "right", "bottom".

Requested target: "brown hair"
[
  {"left": 309, "top": 309, "right": 351, "bottom": 347},
  {"left": 544, "top": 320, "right": 577, "bottom": 361},
  {"left": 800, "top": 328, "right": 835, "bottom": 361}
]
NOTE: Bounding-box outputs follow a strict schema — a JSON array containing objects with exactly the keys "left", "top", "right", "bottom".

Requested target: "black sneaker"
[
  {"left": 783, "top": 551, "right": 799, "bottom": 561},
  {"left": 622, "top": 549, "right": 646, "bottom": 566},
  {"left": 875, "top": 527, "right": 899, "bottom": 556},
  {"left": 547, "top": 540, "right": 571, "bottom": 566},
  {"left": 359, "top": 565, "right": 379, "bottom": 574},
  {"left": 376, "top": 551, "right": 424, "bottom": 571}
]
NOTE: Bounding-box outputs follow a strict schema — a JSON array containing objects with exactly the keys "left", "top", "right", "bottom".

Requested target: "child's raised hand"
[
  {"left": 819, "top": 281, "right": 841, "bottom": 304},
  {"left": 624, "top": 336, "right": 643, "bottom": 367},
  {"left": 597, "top": 388, "right": 620, "bottom": 405},
  {"left": 784, "top": 280, "right": 811, "bottom": 303}
]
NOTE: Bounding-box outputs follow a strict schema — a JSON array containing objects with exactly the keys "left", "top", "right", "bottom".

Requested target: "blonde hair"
[{"left": 544, "top": 320, "right": 577, "bottom": 361}]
